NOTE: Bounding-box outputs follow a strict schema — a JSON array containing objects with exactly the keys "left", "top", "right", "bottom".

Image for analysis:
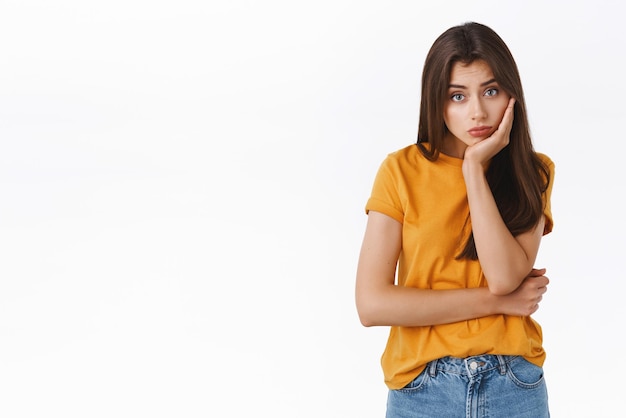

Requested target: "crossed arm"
[{"left": 355, "top": 211, "right": 548, "bottom": 327}]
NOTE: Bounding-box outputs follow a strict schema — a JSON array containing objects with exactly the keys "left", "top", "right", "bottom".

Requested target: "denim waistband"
[{"left": 427, "top": 355, "right": 517, "bottom": 378}]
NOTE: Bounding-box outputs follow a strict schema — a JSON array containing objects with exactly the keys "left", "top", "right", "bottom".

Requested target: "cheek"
[
  {"left": 492, "top": 94, "right": 511, "bottom": 122},
  {"left": 491, "top": 102, "right": 509, "bottom": 124},
  {"left": 443, "top": 107, "right": 462, "bottom": 130},
  {"left": 443, "top": 106, "right": 453, "bottom": 124}
]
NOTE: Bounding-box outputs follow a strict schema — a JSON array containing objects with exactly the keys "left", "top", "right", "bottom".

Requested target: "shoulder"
[
  {"left": 535, "top": 152, "right": 555, "bottom": 179},
  {"left": 386, "top": 143, "right": 419, "bottom": 159},
  {"left": 535, "top": 152, "right": 554, "bottom": 169},
  {"left": 379, "top": 144, "right": 421, "bottom": 169}
]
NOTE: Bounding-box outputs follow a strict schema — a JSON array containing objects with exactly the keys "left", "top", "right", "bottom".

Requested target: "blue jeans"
[{"left": 386, "top": 355, "right": 549, "bottom": 418}]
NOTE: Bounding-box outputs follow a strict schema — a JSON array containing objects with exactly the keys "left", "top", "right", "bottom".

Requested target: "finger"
[
  {"left": 493, "top": 97, "right": 515, "bottom": 133},
  {"left": 507, "top": 97, "right": 516, "bottom": 109},
  {"left": 525, "top": 276, "right": 548, "bottom": 289},
  {"left": 500, "top": 98, "right": 516, "bottom": 127}
]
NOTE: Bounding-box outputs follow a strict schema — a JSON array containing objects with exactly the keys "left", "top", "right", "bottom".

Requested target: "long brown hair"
[{"left": 416, "top": 22, "right": 551, "bottom": 260}]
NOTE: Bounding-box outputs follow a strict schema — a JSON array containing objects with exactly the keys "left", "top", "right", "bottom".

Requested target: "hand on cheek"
[{"left": 464, "top": 97, "right": 516, "bottom": 165}]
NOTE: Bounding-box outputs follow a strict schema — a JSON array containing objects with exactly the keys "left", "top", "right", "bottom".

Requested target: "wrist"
[
  {"left": 462, "top": 159, "right": 486, "bottom": 179},
  {"left": 481, "top": 287, "right": 502, "bottom": 316}
]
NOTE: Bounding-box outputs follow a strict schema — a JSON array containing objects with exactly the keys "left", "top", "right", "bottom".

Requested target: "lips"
[{"left": 468, "top": 126, "right": 492, "bottom": 137}]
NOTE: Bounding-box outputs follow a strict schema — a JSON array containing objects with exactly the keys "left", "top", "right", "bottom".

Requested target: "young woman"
[{"left": 355, "top": 22, "right": 554, "bottom": 417}]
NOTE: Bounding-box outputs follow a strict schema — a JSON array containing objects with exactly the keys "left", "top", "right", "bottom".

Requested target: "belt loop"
[
  {"left": 496, "top": 355, "right": 507, "bottom": 375},
  {"left": 428, "top": 358, "right": 438, "bottom": 377}
]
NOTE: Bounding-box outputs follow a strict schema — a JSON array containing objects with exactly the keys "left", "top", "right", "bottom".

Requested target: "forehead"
[{"left": 448, "top": 60, "right": 495, "bottom": 85}]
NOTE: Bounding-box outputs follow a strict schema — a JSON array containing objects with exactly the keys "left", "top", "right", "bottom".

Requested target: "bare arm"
[
  {"left": 355, "top": 211, "right": 548, "bottom": 327},
  {"left": 462, "top": 98, "right": 544, "bottom": 295}
]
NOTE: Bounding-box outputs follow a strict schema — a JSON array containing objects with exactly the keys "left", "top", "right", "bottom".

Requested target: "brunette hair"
[{"left": 416, "top": 22, "right": 551, "bottom": 260}]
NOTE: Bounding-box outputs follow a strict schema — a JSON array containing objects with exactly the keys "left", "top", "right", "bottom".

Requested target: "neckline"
[{"left": 436, "top": 151, "right": 464, "bottom": 167}]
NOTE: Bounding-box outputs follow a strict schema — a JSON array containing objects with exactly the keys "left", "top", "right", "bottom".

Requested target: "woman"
[{"left": 355, "top": 22, "right": 554, "bottom": 417}]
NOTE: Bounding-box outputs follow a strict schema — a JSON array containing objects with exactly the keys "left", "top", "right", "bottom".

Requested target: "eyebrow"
[{"left": 448, "top": 78, "right": 498, "bottom": 89}]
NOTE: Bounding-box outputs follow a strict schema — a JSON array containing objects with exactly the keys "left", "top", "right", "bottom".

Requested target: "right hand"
[{"left": 497, "top": 268, "right": 549, "bottom": 316}]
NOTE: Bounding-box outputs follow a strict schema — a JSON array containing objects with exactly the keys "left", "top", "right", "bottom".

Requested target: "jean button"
[{"left": 469, "top": 361, "right": 478, "bottom": 370}]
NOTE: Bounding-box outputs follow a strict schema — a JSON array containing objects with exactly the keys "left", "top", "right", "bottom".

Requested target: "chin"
[
  {"left": 470, "top": 135, "right": 489, "bottom": 143},
  {"left": 464, "top": 138, "right": 484, "bottom": 146}
]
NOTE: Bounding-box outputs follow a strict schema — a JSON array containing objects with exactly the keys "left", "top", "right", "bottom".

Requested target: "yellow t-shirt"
[{"left": 365, "top": 144, "right": 555, "bottom": 390}]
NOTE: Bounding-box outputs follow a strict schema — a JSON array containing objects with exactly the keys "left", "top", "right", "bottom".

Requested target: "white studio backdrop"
[{"left": 0, "top": 1, "right": 623, "bottom": 417}]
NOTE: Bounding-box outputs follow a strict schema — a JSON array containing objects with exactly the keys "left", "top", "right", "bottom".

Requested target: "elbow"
[
  {"left": 486, "top": 274, "right": 524, "bottom": 295},
  {"left": 355, "top": 295, "right": 381, "bottom": 327},
  {"left": 358, "top": 311, "right": 378, "bottom": 327},
  {"left": 486, "top": 265, "right": 534, "bottom": 295},
  {"left": 487, "top": 284, "right": 516, "bottom": 296},
  {"left": 356, "top": 304, "right": 377, "bottom": 327},
  {"left": 359, "top": 316, "right": 376, "bottom": 328}
]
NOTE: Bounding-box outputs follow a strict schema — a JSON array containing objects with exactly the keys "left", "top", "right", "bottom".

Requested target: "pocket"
[
  {"left": 395, "top": 367, "right": 430, "bottom": 393},
  {"left": 506, "top": 357, "right": 545, "bottom": 389}
]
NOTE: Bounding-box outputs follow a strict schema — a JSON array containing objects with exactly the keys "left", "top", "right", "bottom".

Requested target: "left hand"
[{"left": 463, "top": 97, "right": 516, "bottom": 166}]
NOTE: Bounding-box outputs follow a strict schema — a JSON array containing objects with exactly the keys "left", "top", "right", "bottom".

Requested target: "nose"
[{"left": 470, "top": 97, "right": 487, "bottom": 121}]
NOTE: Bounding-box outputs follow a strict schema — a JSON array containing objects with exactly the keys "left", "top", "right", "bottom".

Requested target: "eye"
[
  {"left": 451, "top": 93, "right": 465, "bottom": 102},
  {"left": 484, "top": 88, "right": 498, "bottom": 97}
]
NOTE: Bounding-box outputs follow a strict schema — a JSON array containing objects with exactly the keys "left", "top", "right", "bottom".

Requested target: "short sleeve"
[
  {"left": 365, "top": 155, "right": 405, "bottom": 224},
  {"left": 539, "top": 153, "right": 555, "bottom": 235}
]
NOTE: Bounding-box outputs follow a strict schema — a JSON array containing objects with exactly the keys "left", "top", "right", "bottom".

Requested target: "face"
[{"left": 442, "top": 59, "right": 511, "bottom": 158}]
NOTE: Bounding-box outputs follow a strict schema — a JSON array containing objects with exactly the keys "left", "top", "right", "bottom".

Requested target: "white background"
[{"left": 1, "top": 1, "right": 624, "bottom": 417}]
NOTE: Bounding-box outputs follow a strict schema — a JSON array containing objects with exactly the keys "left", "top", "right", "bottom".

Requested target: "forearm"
[
  {"left": 356, "top": 285, "right": 499, "bottom": 327},
  {"left": 463, "top": 162, "right": 535, "bottom": 294}
]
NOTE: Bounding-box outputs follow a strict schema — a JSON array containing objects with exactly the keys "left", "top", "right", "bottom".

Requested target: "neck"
[{"left": 441, "top": 134, "right": 466, "bottom": 159}]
